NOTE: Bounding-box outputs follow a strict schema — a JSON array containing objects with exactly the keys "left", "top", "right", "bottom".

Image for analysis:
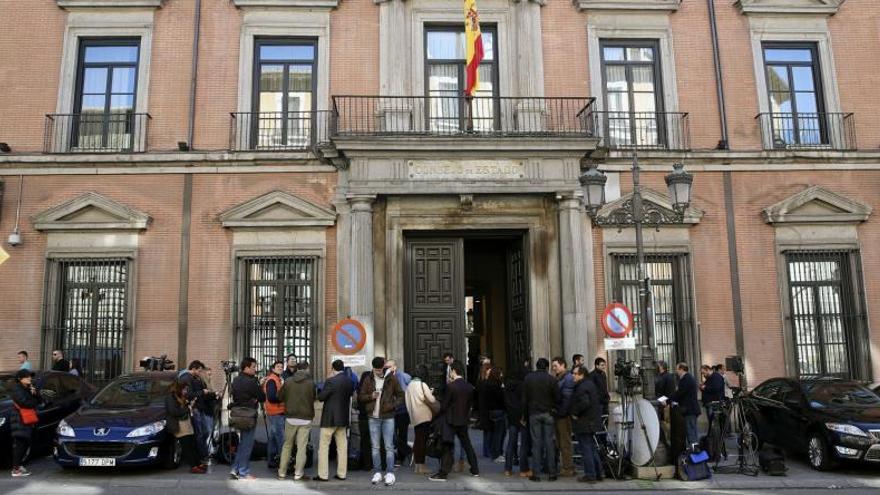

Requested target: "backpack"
[
  {"left": 758, "top": 446, "right": 787, "bottom": 476},
  {"left": 678, "top": 450, "right": 712, "bottom": 481},
  {"left": 700, "top": 434, "right": 720, "bottom": 462}
]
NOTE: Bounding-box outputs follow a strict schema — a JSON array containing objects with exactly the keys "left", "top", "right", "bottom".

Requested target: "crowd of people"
[{"left": 7, "top": 347, "right": 736, "bottom": 482}]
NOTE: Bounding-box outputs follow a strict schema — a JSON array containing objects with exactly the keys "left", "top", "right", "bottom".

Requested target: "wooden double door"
[{"left": 404, "top": 234, "right": 531, "bottom": 387}]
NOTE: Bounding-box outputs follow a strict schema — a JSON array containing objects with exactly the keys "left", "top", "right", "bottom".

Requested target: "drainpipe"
[
  {"left": 707, "top": 0, "right": 729, "bottom": 150},
  {"left": 177, "top": 0, "right": 201, "bottom": 366}
]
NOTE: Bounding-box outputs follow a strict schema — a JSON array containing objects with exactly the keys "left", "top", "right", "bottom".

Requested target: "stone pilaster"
[
  {"left": 558, "top": 191, "right": 592, "bottom": 363},
  {"left": 348, "top": 194, "right": 377, "bottom": 360}
]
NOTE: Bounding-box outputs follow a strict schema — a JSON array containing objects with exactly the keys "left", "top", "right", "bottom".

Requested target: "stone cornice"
[
  {"left": 735, "top": 0, "right": 845, "bottom": 16},
  {"left": 233, "top": 0, "right": 340, "bottom": 8},
  {"left": 57, "top": 0, "right": 164, "bottom": 8},
  {"left": 573, "top": 0, "right": 681, "bottom": 12},
  {"left": 220, "top": 190, "right": 336, "bottom": 228}
]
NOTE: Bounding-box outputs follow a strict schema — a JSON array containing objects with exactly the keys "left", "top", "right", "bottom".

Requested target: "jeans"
[
  {"left": 394, "top": 411, "right": 411, "bottom": 462},
  {"left": 684, "top": 414, "right": 699, "bottom": 447},
  {"left": 232, "top": 427, "right": 256, "bottom": 477},
  {"left": 193, "top": 410, "right": 213, "bottom": 460},
  {"left": 488, "top": 410, "right": 507, "bottom": 459},
  {"left": 179, "top": 434, "right": 201, "bottom": 468},
  {"left": 369, "top": 417, "right": 395, "bottom": 473},
  {"left": 576, "top": 433, "right": 603, "bottom": 479},
  {"left": 439, "top": 425, "right": 479, "bottom": 476},
  {"left": 529, "top": 412, "right": 557, "bottom": 476},
  {"left": 482, "top": 429, "right": 491, "bottom": 458},
  {"left": 266, "top": 414, "right": 286, "bottom": 465},
  {"left": 505, "top": 422, "right": 531, "bottom": 472}
]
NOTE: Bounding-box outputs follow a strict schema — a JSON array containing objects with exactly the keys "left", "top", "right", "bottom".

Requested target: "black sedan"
[
  {"left": 54, "top": 371, "right": 181, "bottom": 469},
  {"left": 0, "top": 370, "right": 95, "bottom": 467},
  {"left": 743, "top": 377, "right": 880, "bottom": 470}
]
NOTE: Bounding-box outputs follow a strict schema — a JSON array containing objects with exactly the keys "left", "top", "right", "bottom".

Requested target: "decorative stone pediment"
[
  {"left": 57, "top": 0, "right": 164, "bottom": 8},
  {"left": 220, "top": 191, "right": 336, "bottom": 228},
  {"left": 596, "top": 188, "right": 703, "bottom": 226},
  {"left": 33, "top": 192, "right": 151, "bottom": 231},
  {"left": 233, "top": 0, "right": 340, "bottom": 8},
  {"left": 574, "top": 0, "right": 681, "bottom": 12},
  {"left": 735, "top": 0, "right": 845, "bottom": 15},
  {"left": 763, "top": 186, "right": 871, "bottom": 225}
]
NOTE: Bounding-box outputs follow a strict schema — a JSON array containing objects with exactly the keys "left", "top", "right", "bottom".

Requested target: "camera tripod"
[
  {"left": 210, "top": 369, "right": 236, "bottom": 465},
  {"left": 710, "top": 389, "right": 759, "bottom": 476},
  {"left": 608, "top": 379, "right": 661, "bottom": 481}
]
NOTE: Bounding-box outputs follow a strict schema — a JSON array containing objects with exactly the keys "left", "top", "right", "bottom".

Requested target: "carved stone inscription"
[{"left": 407, "top": 160, "right": 525, "bottom": 180}]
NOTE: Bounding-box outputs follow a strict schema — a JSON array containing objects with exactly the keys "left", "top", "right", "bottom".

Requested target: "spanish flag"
[{"left": 464, "top": 0, "right": 483, "bottom": 97}]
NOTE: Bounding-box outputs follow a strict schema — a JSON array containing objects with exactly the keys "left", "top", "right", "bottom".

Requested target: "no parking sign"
[
  {"left": 601, "top": 302, "right": 634, "bottom": 338},
  {"left": 331, "top": 318, "right": 367, "bottom": 355}
]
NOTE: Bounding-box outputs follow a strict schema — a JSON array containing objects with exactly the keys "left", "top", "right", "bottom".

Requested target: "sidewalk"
[{"left": 2, "top": 431, "right": 879, "bottom": 494}]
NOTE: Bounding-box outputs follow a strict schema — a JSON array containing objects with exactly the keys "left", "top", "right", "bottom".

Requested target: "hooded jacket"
[
  {"left": 10, "top": 382, "right": 41, "bottom": 439},
  {"left": 279, "top": 369, "right": 316, "bottom": 421},
  {"left": 570, "top": 377, "right": 603, "bottom": 435}
]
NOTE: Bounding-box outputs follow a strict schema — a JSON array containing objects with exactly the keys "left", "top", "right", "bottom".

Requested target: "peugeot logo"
[{"left": 94, "top": 427, "right": 110, "bottom": 437}]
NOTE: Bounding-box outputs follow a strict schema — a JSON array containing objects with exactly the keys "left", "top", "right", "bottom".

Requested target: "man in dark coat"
[
  {"left": 10, "top": 369, "right": 42, "bottom": 477},
  {"left": 50, "top": 349, "right": 70, "bottom": 373},
  {"left": 700, "top": 364, "right": 725, "bottom": 429},
  {"left": 522, "top": 358, "right": 561, "bottom": 482},
  {"left": 589, "top": 357, "right": 610, "bottom": 416},
  {"left": 570, "top": 365, "right": 604, "bottom": 483},
  {"left": 666, "top": 362, "right": 700, "bottom": 448},
  {"left": 229, "top": 357, "right": 265, "bottom": 480},
  {"left": 503, "top": 369, "right": 531, "bottom": 476},
  {"left": 429, "top": 361, "right": 479, "bottom": 481},
  {"left": 316, "top": 359, "right": 354, "bottom": 481},
  {"left": 655, "top": 360, "right": 676, "bottom": 422}
]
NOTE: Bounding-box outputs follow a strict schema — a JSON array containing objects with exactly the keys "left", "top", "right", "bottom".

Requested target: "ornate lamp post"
[{"left": 581, "top": 154, "right": 694, "bottom": 400}]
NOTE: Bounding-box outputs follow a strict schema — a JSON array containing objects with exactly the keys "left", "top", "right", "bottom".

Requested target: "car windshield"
[
  {"left": 805, "top": 382, "right": 880, "bottom": 407},
  {"left": 90, "top": 377, "right": 173, "bottom": 408}
]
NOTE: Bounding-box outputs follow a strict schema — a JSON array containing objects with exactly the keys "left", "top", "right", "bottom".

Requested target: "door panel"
[
  {"left": 406, "top": 238, "right": 465, "bottom": 388},
  {"left": 506, "top": 237, "right": 531, "bottom": 369}
]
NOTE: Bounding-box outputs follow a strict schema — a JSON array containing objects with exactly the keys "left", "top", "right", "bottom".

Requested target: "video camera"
[
  {"left": 614, "top": 357, "right": 641, "bottom": 383},
  {"left": 221, "top": 359, "right": 239, "bottom": 375},
  {"left": 139, "top": 355, "right": 175, "bottom": 372}
]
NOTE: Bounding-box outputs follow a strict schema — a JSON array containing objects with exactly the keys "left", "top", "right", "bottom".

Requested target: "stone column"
[
  {"left": 348, "top": 194, "right": 377, "bottom": 360},
  {"left": 377, "top": 0, "right": 413, "bottom": 130},
  {"left": 558, "top": 191, "right": 592, "bottom": 363},
  {"left": 513, "top": 0, "right": 546, "bottom": 132}
]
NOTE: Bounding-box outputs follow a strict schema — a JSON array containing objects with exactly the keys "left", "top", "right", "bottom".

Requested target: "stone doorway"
[{"left": 403, "top": 231, "right": 530, "bottom": 387}]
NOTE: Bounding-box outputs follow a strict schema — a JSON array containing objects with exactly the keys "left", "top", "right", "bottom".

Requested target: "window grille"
[
  {"left": 784, "top": 250, "right": 870, "bottom": 380},
  {"left": 236, "top": 256, "right": 317, "bottom": 372}
]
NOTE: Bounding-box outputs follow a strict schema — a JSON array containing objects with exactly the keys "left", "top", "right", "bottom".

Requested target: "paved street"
[{"left": 2, "top": 433, "right": 879, "bottom": 495}]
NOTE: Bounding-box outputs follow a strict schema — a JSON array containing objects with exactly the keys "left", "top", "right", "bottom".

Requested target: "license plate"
[{"left": 79, "top": 457, "right": 116, "bottom": 467}]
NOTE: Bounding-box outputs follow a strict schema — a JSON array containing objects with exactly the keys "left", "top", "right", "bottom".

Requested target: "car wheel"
[
  {"left": 742, "top": 418, "right": 762, "bottom": 451},
  {"left": 162, "top": 438, "right": 182, "bottom": 469},
  {"left": 807, "top": 433, "right": 836, "bottom": 471}
]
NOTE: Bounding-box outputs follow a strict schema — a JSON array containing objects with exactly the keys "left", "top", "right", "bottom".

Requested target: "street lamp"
[{"left": 580, "top": 154, "right": 694, "bottom": 400}]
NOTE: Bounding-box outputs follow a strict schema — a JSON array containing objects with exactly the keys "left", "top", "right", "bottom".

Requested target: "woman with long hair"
[
  {"left": 165, "top": 380, "right": 207, "bottom": 474},
  {"left": 405, "top": 364, "right": 439, "bottom": 474},
  {"left": 477, "top": 365, "right": 506, "bottom": 462}
]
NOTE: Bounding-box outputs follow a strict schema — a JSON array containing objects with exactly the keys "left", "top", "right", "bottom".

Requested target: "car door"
[
  {"left": 34, "top": 373, "right": 80, "bottom": 451},
  {"left": 777, "top": 380, "right": 812, "bottom": 451},
  {"left": 750, "top": 380, "right": 783, "bottom": 444}
]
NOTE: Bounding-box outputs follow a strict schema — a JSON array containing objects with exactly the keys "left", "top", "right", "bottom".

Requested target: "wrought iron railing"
[
  {"left": 44, "top": 112, "right": 150, "bottom": 153},
  {"left": 589, "top": 111, "right": 690, "bottom": 151},
  {"left": 756, "top": 112, "right": 856, "bottom": 151},
  {"left": 230, "top": 111, "right": 333, "bottom": 151},
  {"left": 332, "top": 96, "right": 595, "bottom": 137}
]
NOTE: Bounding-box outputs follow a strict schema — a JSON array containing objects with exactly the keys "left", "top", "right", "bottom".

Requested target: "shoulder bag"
[{"left": 14, "top": 403, "right": 39, "bottom": 426}]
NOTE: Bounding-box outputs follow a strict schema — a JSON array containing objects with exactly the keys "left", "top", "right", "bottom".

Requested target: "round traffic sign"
[
  {"left": 331, "top": 318, "right": 367, "bottom": 355},
  {"left": 601, "top": 302, "right": 634, "bottom": 338}
]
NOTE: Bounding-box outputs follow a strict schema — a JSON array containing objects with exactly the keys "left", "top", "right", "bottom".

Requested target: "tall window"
[
  {"left": 48, "top": 258, "right": 130, "bottom": 386},
  {"left": 611, "top": 254, "right": 694, "bottom": 367},
  {"left": 763, "top": 43, "right": 825, "bottom": 147},
  {"left": 600, "top": 41, "right": 664, "bottom": 148},
  {"left": 74, "top": 39, "right": 140, "bottom": 150},
  {"left": 252, "top": 39, "right": 317, "bottom": 148},
  {"left": 425, "top": 26, "right": 497, "bottom": 132},
  {"left": 239, "top": 256, "right": 317, "bottom": 373},
  {"left": 785, "top": 250, "right": 869, "bottom": 379}
]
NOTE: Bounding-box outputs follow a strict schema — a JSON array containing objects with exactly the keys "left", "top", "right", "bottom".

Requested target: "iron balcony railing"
[
  {"left": 230, "top": 111, "right": 333, "bottom": 151},
  {"left": 44, "top": 112, "right": 150, "bottom": 153},
  {"left": 589, "top": 111, "right": 690, "bottom": 151},
  {"left": 332, "top": 96, "right": 595, "bottom": 137},
  {"left": 756, "top": 112, "right": 856, "bottom": 151}
]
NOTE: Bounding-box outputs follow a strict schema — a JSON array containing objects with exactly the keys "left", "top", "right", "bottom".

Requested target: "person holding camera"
[
  {"left": 278, "top": 361, "right": 316, "bottom": 481},
  {"left": 358, "top": 356, "right": 405, "bottom": 486},
  {"left": 178, "top": 360, "right": 215, "bottom": 463},
  {"left": 589, "top": 357, "right": 610, "bottom": 416},
  {"left": 229, "top": 357, "right": 265, "bottom": 480},
  {"left": 166, "top": 381, "right": 207, "bottom": 474},
  {"left": 10, "top": 369, "right": 41, "bottom": 477}
]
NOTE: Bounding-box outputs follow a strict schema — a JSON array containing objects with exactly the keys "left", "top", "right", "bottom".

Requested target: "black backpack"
[{"left": 758, "top": 446, "right": 787, "bottom": 476}]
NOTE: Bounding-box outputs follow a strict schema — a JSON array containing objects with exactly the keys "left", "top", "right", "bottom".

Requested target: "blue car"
[{"left": 54, "top": 371, "right": 181, "bottom": 469}]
